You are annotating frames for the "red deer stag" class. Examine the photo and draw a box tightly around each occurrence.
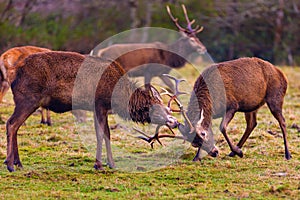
[137,74,219,161]
[91,5,206,91]
[5,51,178,172]
[177,57,291,160]
[0,46,86,125]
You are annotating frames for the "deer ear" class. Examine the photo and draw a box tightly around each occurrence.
[149,85,163,103]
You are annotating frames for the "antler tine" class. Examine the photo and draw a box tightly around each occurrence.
[166,5,186,32]
[181,4,191,23]
[195,26,204,33]
[181,4,203,34]
[134,126,186,148]
[162,74,187,96]
[162,74,195,134]
[181,4,194,32]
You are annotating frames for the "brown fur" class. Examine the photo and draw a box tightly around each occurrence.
[0,46,51,84]
[0,46,86,125]
[94,33,206,90]
[5,51,177,172]
[0,46,51,124]
[181,57,290,160]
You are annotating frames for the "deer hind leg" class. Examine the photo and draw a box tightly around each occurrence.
[46,109,51,126]
[220,109,243,158]
[93,112,104,170]
[229,110,258,157]
[40,108,51,126]
[267,101,291,160]
[6,103,39,172]
[93,108,115,170]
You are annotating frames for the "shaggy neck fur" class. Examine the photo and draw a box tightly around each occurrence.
[186,74,213,131]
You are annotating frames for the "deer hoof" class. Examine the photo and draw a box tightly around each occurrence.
[285,152,292,160]
[107,162,115,169]
[228,151,236,157]
[7,165,15,172]
[192,156,201,162]
[94,160,104,170]
[229,148,243,158]
[236,149,243,158]
[14,161,23,169]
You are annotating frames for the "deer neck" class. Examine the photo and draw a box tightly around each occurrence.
[111,80,152,124]
[186,75,213,130]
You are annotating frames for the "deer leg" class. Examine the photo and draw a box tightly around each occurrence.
[6,103,38,172]
[94,108,115,170]
[229,110,258,157]
[267,102,291,160]
[220,109,243,158]
[93,112,104,170]
[192,148,201,162]
[40,108,47,124]
[46,109,51,126]
[103,117,115,169]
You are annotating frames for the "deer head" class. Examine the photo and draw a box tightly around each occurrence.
[167,4,207,54]
[162,74,218,157]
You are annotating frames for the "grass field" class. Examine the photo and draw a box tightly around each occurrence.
[0,65,299,199]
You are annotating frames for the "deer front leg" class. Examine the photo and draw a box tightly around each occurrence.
[6,103,38,172]
[192,148,201,162]
[229,111,257,157]
[220,109,243,158]
[94,108,115,170]
[93,112,104,170]
[46,109,51,126]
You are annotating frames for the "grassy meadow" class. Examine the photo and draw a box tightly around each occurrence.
[0,65,299,199]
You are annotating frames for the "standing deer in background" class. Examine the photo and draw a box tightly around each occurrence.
[0,46,86,125]
[91,5,206,91]
[177,57,291,160]
[5,51,178,172]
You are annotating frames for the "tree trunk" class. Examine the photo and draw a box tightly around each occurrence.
[141,1,153,43]
[273,0,284,64]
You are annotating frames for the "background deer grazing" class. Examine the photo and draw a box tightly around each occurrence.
[0,45,86,125]
[5,51,178,172]
[91,5,206,91]
[178,57,291,161]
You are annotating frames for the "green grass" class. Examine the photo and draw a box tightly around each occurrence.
[0,66,299,199]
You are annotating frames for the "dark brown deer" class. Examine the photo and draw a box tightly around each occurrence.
[5,51,178,172]
[91,5,206,91]
[0,46,86,125]
[177,57,291,160]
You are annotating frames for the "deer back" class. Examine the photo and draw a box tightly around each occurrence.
[0,46,51,83]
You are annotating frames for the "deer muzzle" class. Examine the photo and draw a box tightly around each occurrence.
[166,115,179,129]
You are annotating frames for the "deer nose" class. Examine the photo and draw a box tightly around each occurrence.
[166,115,178,128]
[208,146,219,157]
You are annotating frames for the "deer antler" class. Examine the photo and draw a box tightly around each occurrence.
[134,126,185,148]
[167,4,204,34]
[181,4,204,34]
[166,5,187,32]
[161,74,195,134]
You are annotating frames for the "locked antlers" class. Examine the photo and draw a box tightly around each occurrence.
[136,74,196,148]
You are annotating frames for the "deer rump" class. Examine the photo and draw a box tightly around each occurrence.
[185,57,290,160]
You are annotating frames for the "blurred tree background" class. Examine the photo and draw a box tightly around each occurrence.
[0,0,299,65]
